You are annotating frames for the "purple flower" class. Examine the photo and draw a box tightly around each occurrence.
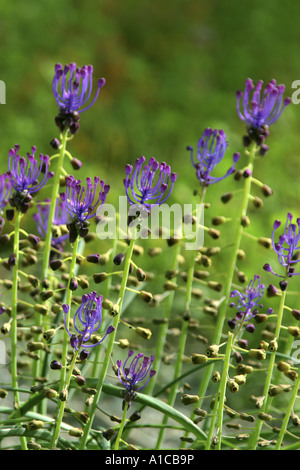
[187,128,239,186]
[60,175,110,242]
[265,213,300,278]
[8,145,53,213]
[117,350,156,407]
[33,197,69,247]
[53,63,106,134]
[236,78,291,130]
[63,291,114,350]
[228,275,265,331]
[124,156,177,209]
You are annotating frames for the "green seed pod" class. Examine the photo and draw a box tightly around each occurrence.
[212,371,221,382]
[250,395,264,409]
[148,247,162,257]
[135,327,152,340]
[228,379,239,393]
[241,215,250,227]
[206,246,221,256]
[30,325,44,335]
[0,389,8,399]
[253,197,263,209]
[238,271,247,283]
[221,192,233,204]
[268,385,283,397]
[207,281,222,292]
[109,304,120,317]
[258,237,272,248]
[284,370,298,381]
[292,309,300,321]
[140,291,153,303]
[163,281,178,291]
[191,353,208,364]
[103,428,115,441]
[40,290,54,302]
[235,364,253,375]
[27,441,41,450]
[1,322,11,334]
[259,340,269,350]
[234,374,247,385]
[30,384,45,393]
[102,298,113,310]
[44,388,58,399]
[255,314,268,324]
[193,270,210,280]
[136,268,147,282]
[26,420,44,431]
[81,387,97,396]
[74,375,86,387]
[261,184,273,197]
[181,394,199,405]
[27,341,44,352]
[288,326,300,337]
[165,269,179,280]
[191,288,203,299]
[43,328,56,341]
[206,344,219,358]
[268,339,278,352]
[75,411,89,424]
[194,408,207,418]
[239,413,255,423]
[212,216,226,226]
[249,348,266,360]
[277,361,291,373]
[203,306,218,317]
[208,228,220,239]
[93,272,108,284]
[28,275,40,288]
[118,338,130,349]
[258,412,273,422]
[59,389,68,402]
[236,433,250,441]
[68,427,84,437]
[237,249,246,260]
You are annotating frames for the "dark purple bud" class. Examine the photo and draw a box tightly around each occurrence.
[245,323,255,333]
[79,349,90,361]
[86,254,100,264]
[113,253,125,265]
[50,138,60,149]
[50,360,63,370]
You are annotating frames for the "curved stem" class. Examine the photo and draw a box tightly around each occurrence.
[114,401,129,450]
[10,211,27,450]
[78,238,136,450]
[275,369,300,449]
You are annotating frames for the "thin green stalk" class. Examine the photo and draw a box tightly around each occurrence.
[78,238,135,450]
[49,350,79,449]
[206,332,233,450]
[193,142,257,416]
[10,211,27,450]
[114,401,129,450]
[275,368,300,449]
[248,283,287,450]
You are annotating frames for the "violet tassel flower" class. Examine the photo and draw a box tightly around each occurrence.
[53,63,106,135]
[33,197,69,248]
[117,349,156,408]
[236,78,291,149]
[63,292,114,350]
[228,275,265,332]
[187,128,240,187]
[264,213,300,280]
[0,172,12,232]
[8,145,53,213]
[60,175,110,242]
[124,156,177,210]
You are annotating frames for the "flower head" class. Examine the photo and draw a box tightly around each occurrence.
[117,350,156,407]
[264,213,300,279]
[8,145,53,213]
[228,275,265,331]
[60,175,110,242]
[124,156,177,210]
[53,63,106,134]
[187,128,239,186]
[33,197,69,247]
[63,291,114,350]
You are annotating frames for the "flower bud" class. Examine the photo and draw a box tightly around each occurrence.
[228,379,239,393]
[212,371,221,382]
[239,413,255,423]
[258,237,272,248]
[93,272,108,284]
[206,344,219,358]
[75,375,86,387]
[284,370,298,381]
[59,389,68,401]
[221,192,233,204]
[268,385,283,397]
[212,216,226,226]
[140,291,153,303]
[74,411,89,424]
[27,441,41,450]
[277,361,291,373]
[288,326,300,337]
[136,268,146,282]
[181,394,199,405]
[258,412,273,422]
[43,328,56,341]
[249,348,266,360]
[268,339,278,352]
[135,327,152,340]
[234,374,247,385]
[44,388,58,399]
[27,341,44,352]
[0,389,8,399]
[68,427,84,437]
[26,420,44,431]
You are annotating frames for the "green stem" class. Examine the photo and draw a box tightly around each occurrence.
[193,142,257,416]
[49,236,79,449]
[114,401,129,450]
[10,211,27,450]
[275,368,300,449]
[78,238,136,450]
[248,283,287,450]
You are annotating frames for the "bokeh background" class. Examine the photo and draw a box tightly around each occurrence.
[1,0,300,448]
